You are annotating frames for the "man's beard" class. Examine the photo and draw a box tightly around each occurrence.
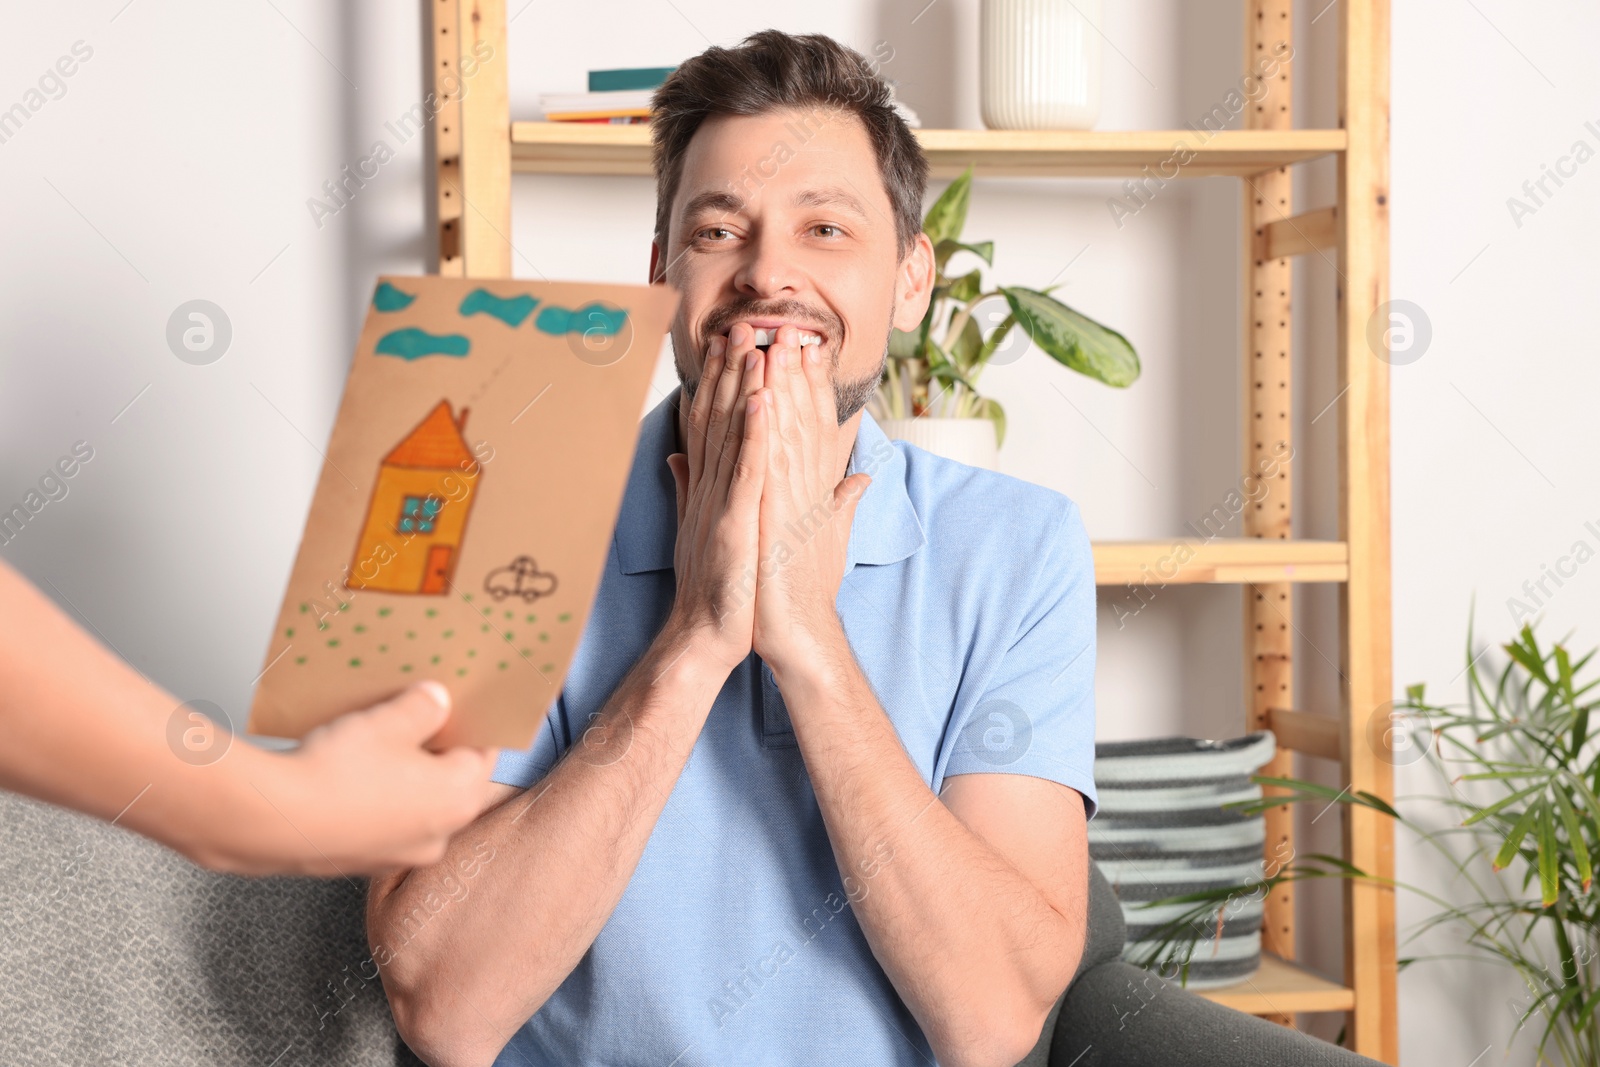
[676,325,889,427]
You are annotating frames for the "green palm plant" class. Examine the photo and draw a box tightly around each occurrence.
[874,165,1141,447]
[1135,620,1600,1065]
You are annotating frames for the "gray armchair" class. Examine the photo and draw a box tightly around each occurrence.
[0,791,1379,1066]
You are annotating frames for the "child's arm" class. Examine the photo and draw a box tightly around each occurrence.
[0,556,500,876]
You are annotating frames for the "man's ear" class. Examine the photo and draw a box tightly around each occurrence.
[891,232,936,332]
[648,240,662,285]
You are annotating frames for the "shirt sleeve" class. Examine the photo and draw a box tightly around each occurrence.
[941,498,1099,819]
[490,692,567,788]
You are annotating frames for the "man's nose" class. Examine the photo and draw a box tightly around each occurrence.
[733,228,803,298]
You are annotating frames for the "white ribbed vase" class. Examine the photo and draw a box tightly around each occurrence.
[877,417,999,470]
[980,0,1103,130]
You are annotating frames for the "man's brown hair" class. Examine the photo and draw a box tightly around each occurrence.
[648,30,928,265]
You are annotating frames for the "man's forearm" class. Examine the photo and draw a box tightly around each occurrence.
[775,645,1084,1067]
[367,621,728,1067]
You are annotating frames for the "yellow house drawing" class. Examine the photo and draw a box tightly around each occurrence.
[346,400,479,595]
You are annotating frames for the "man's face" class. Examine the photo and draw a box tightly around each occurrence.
[649,107,933,426]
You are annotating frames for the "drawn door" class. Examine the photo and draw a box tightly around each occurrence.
[421,545,453,594]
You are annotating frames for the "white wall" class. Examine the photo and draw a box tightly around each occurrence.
[3,2,1595,1064]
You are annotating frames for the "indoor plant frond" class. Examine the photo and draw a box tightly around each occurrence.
[874,165,1140,448]
[1136,620,1600,1066]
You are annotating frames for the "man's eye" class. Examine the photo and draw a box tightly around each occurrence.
[812,224,843,238]
[696,227,733,241]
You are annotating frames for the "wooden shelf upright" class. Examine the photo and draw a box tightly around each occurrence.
[425,0,1395,1059]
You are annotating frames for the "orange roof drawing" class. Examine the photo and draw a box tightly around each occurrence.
[384,401,474,469]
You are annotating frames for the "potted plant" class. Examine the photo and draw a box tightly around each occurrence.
[874,164,1140,468]
[1138,621,1600,1065]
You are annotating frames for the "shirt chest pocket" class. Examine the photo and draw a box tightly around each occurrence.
[758,658,798,748]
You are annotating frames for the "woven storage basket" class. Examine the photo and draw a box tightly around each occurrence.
[1086,731,1277,988]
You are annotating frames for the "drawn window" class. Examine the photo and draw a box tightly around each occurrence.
[397,494,444,534]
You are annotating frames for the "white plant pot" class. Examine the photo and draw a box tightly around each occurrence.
[980,0,1104,131]
[878,417,999,470]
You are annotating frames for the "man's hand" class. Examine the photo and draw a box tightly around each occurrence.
[750,323,871,680]
[664,324,769,674]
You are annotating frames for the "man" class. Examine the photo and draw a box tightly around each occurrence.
[368,29,1097,1067]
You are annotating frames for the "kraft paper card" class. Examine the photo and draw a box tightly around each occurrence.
[247,274,678,750]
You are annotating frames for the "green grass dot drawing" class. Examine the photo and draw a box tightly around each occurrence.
[542,663,555,673]
[327,638,340,648]
[337,602,349,612]
[443,629,454,638]
[349,658,362,667]
[525,614,537,623]
[400,664,413,672]
[482,607,492,616]
[558,612,572,622]
[498,661,508,670]
[406,630,417,639]
[520,647,532,657]
[426,608,438,618]
[466,649,477,658]
[285,628,294,638]
[378,607,392,617]
[503,632,514,642]
[317,621,329,631]
[353,624,366,633]
[538,632,549,642]
[295,656,307,665]
[504,610,514,619]
[430,654,441,665]
[456,667,468,677]
[481,623,490,632]
[378,644,388,653]
[463,593,474,602]
[299,603,309,614]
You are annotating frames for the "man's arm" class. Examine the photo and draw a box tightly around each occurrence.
[749,329,1090,1067]
[366,625,728,1067]
[777,659,1088,1067]
[367,328,771,1067]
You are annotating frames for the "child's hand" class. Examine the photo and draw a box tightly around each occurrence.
[210,683,501,876]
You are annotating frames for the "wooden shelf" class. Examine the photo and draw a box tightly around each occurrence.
[1092,539,1349,585]
[510,122,1346,178]
[1197,953,1356,1016]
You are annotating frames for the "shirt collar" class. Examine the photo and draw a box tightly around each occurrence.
[614,386,926,576]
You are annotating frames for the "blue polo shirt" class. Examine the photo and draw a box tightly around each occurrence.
[488,388,1097,1066]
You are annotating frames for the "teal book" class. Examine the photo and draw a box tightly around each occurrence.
[588,67,675,92]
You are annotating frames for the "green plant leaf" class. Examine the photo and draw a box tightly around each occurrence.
[949,314,984,370]
[1536,803,1560,907]
[934,238,994,271]
[975,396,1007,449]
[998,286,1141,388]
[1494,804,1540,871]
[888,326,920,361]
[922,165,973,246]
[1463,781,1549,826]
[947,268,983,305]
[1553,787,1593,892]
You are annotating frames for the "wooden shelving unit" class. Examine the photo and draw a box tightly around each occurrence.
[511,122,1347,178]
[427,0,1394,1059]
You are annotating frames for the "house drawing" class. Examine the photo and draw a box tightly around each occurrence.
[346,400,479,595]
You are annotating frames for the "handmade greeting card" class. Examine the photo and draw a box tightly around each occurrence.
[247,275,678,750]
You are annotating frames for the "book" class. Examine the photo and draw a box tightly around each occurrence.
[539,88,654,119]
[588,66,675,92]
[246,275,678,750]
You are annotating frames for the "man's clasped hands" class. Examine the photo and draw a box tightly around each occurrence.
[664,321,872,684]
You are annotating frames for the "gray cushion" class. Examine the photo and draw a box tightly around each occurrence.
[0,791,407,1066]
[1014,860,1383,1067]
